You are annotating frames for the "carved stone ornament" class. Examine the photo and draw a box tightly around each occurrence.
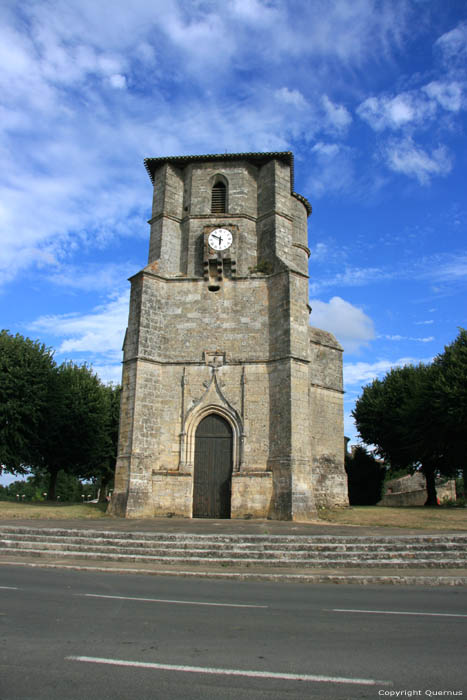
[204,350,225,368]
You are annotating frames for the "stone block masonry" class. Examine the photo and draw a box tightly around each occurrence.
[109,152,348,520]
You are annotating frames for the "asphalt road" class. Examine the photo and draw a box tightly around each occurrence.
[0,566,466,700]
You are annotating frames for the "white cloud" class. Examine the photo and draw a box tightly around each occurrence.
[0,0,462,294]
[91,363,123,385]
[357,92,434,131]
[277,0,411,64]
[309,242,329,262]
[344,356,428,387]
[109,73,127,89]
[310,296,375,354]
[230,0,279,23]
[357,81,466,133]
[381,335,434,343]
[308,142,355,196]
[353,20,467,185]
[321,95,352,133]
[432,257,467,281]
[47,263,137,292]
[423,81,464,112]
[384,137,452,184]
[309,266,391,294]
[275,87,307,108]
[310,251,467,298]
[435,22,467,67]
[311,142,340,158]
[28,292,129,365]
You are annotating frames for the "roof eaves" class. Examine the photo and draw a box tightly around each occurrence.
[144,151,311,216]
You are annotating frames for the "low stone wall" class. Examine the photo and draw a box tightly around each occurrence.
[152,472,192,517]
[231,472,273,519]
[379,478,456,507]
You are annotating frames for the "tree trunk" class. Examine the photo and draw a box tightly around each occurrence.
[98,473,112,504]
[462,466,467,501]
[47,469,59,501]
[422,464,438,506]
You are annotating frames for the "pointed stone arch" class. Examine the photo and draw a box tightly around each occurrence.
[210,174,228,213]
[182,370,244,473]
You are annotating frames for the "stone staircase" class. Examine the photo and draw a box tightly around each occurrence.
[1,526,466,577]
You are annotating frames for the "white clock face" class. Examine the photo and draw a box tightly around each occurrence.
[208,228,232,251]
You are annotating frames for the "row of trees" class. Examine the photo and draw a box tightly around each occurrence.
[352,328,467,505]
[0,330,121,501]
[0,471,97,503]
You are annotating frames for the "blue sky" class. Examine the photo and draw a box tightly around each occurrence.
[1,1,466,485]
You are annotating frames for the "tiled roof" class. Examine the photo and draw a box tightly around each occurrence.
[143,151,311,215]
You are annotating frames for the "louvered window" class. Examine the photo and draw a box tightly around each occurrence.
[211,182,226,213]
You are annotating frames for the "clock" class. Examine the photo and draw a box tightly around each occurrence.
[208,228,232,251]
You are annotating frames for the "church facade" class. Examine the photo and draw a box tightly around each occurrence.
[109,151,348,520]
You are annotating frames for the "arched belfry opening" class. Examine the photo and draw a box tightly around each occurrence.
[211,180,227,213]
[193,413,233,518]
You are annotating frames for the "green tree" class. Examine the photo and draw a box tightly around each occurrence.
[36,362,110,500]
[0,330,56,474]
[432,329,467,498]
[81,382,121,503]
[352,363,452,505]
[0,330,121,500]
[345,446,386,505]
[0,471,85,503]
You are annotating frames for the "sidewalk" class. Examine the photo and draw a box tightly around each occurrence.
[0,515,463,536]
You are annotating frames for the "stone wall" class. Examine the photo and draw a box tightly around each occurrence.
[309,327,348,508]
[110,152,349,520]
[379,472,457,506]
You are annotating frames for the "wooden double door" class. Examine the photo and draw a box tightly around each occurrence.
[193,414,233,518]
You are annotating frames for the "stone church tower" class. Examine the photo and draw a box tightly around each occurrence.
[109,151,348,520]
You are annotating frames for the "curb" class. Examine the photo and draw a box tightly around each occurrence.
[1,559,466,586]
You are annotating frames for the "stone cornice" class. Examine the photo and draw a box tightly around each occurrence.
[147,213,182,225]
[148,209,299,226]
[130,267,309,282]
[293,242,311,258]
[256,209,293,223]
[123,355,311,367]
[309,381,344,395]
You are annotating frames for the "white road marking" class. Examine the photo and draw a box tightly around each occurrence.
[0,586,18,590]
[332,608,467,618]
[79,593,268,608]
[66,655,392,686]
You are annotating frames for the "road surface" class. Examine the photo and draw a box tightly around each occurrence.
[1,565,466,699]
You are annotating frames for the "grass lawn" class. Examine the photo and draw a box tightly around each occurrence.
[0,501,466,529]
[0,501,109,519]
[318,505,467,530]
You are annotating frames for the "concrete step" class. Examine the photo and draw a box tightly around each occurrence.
[2,525,467,546]
[0,526,465,570]
[2,532,467,552]
[1,538,466,563]
[1,546,465,568]
[1,526,466,545]
[0,534,467,557]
